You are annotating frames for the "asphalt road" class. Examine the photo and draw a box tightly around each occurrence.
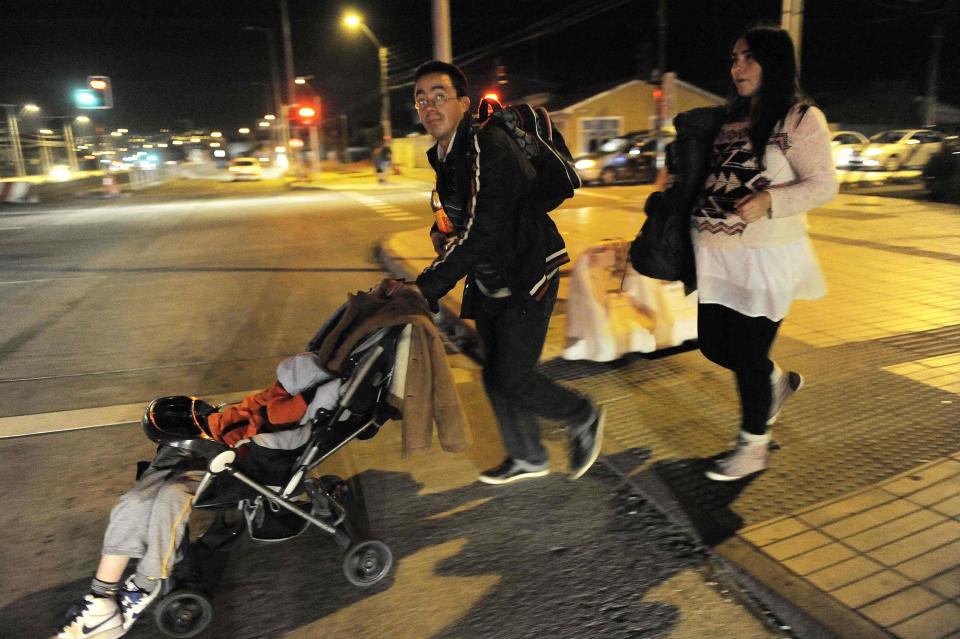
[0,178,432,416]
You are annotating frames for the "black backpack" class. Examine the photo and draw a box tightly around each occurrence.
[475,97,581,213]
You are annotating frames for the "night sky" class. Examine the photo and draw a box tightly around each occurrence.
[2,0,957,135]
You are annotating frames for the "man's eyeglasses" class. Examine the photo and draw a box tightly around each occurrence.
[415,94,454,111]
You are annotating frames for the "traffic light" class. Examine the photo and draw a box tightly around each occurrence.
[293,103,319,126]
[496,65,507,85]
[74,76,113,109]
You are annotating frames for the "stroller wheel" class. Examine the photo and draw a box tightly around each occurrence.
[343,539,393,587]
[154,589,214,638]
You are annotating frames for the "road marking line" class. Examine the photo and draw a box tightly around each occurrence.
[343,191,423,223]
[0,390,258,439]
[0,276,102,286]
[574,189,634,202]
[0,226,25,231]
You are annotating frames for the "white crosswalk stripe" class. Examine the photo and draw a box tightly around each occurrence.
[343,192,422,223]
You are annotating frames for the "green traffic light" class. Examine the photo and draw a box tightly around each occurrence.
[75,89,99,107]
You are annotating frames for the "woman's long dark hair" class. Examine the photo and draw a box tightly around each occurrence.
[729,25,808,167]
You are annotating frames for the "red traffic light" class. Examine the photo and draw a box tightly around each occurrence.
[652,88,663,100]
[293,103,319,125]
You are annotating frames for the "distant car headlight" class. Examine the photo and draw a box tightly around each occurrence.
[575,159,596,170]
[48,165,72,181]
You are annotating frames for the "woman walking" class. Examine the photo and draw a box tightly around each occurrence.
[692,25,837,481]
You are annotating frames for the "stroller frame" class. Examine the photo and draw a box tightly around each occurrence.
[151,324,406,638]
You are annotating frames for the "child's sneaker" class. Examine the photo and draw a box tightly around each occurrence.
[118,576,161,631]
[51,594,124,639]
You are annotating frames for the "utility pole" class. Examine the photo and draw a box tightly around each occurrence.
[279,0,300,174]
[432,0,452,62]
[656,0,666,76]
[1,105,26,177]
[378,46,392,142]
[243,27,288,155]
[924,21,944,127]
[781,0,804,74]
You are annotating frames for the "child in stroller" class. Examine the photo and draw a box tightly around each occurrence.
[52,280,469,639]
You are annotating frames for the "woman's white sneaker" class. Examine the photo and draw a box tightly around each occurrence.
[706,437,770,481]
[768,370,803,425]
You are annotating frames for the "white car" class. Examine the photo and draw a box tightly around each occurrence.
[228,157,262,181]
[830,130,867,169]
[848,129,945,172]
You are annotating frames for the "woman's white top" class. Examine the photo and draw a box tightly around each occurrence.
[691,105,838,320]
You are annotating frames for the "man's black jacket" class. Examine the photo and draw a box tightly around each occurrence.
[416,116,569,318]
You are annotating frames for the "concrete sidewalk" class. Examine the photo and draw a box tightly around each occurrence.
[378,186,960,639]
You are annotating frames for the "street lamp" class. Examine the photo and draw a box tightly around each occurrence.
[342,11,392,143]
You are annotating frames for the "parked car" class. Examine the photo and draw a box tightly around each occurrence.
[847,129,945,172]
[830,130,868,169]
[228,157,262,181]
[923,135,960,202]
[574,131,673,185]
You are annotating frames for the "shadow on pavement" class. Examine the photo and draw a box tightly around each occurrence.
[645,456,759,547]
[7,455,711,639]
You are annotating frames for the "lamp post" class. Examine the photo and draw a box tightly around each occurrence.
[343,12,392,143]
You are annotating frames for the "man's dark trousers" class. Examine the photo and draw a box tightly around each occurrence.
[474,277,594,465]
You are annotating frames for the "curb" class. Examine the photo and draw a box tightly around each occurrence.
[605,458,859,639]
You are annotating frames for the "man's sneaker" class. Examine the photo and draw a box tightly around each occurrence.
[705,437,769,481]
[768,370,803,425]
[478,458,550,485]
[118,576,161,631]
[569,406,605,480]
[52,594,124,639]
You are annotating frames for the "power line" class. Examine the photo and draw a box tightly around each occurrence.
[386,0,631,90]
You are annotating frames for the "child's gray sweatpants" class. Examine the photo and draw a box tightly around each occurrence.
[101,465,202,584]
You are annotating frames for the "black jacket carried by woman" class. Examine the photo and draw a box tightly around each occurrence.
[416,116,570,318]
[630,105,725,290]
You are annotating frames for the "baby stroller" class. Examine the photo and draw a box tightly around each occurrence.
[140,319,408,638]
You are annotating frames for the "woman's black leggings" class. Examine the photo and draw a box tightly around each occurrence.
[697,303,782,435]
